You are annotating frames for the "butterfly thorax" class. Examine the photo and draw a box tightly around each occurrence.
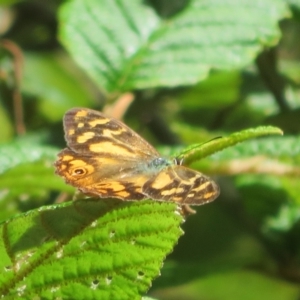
[147,157,172,172]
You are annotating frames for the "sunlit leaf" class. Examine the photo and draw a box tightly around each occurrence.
[0,199,183,299]
[59,0,289,92]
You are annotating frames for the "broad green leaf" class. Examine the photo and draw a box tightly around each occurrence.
[0,199,183,299]
[59,0,289,92]
[0,139,57,175]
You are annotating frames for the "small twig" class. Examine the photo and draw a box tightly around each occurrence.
[1,39,25,135]
[103,92,135,119]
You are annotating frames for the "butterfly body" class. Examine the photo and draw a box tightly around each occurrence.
[55,108,219,205]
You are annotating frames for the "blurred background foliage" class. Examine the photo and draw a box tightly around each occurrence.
[0,0,300,299]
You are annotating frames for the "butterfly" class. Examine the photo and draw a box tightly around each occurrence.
[55,108,219,205]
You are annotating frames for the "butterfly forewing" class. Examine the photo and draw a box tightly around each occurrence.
[55,107,220,205]
[63,108,160,159]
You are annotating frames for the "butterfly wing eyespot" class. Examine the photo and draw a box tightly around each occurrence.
[71,167,87,177]
[55,108,220,205]
[55,148,96,183]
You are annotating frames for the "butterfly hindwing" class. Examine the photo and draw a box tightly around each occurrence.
[142,165,219,205]
[55,148,151,200]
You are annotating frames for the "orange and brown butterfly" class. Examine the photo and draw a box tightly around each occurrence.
[54,108,219,205]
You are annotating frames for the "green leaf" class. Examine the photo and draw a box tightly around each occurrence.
[0,139,57,175]
[59,0,289,92]
[264,203,300,232]
[177,126,283,165]
[235,175,289,221]
[0,199,183,299]
[23,53,94,122]
[0,138,70,221]
[0,138,63,194]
